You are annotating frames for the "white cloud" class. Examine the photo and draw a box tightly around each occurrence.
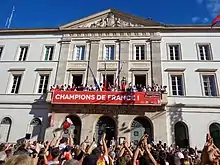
[191,16,209,23]
[196,0,220,18]
[192,16,200,23]
[196,0,204,4]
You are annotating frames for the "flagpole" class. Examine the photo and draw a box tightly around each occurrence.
[104,60,107,90]
[7,6,15,28]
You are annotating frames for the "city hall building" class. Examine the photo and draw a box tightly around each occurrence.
[0,9,220,149]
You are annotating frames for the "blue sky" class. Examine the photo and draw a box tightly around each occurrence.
[0,0,218,28]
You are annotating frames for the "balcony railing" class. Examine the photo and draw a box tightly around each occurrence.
[46,91,168,106]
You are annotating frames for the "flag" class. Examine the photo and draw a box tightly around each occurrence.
[89,65,100,90]
[211,15,220,27]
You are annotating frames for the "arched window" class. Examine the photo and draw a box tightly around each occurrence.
[0,117,12,142]
[209,122,220,148]
[174,121,189,148]
[29,118,42,141]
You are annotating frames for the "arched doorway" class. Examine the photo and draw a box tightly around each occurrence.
[95,116,116,147]
[209,122,220,148]
[29,118,42,141]
[65,115,81,145]
[130,117,153,147]
[0,117,12,142]
[174,121,189,148]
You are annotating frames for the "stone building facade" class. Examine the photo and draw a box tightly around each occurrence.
[0,9,219,149]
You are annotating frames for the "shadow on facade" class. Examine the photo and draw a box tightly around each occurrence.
[17,94,50,144]
[168,103,184,145]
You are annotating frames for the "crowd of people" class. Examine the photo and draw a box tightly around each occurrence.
[50,83,167,93]
[0,131,219,165]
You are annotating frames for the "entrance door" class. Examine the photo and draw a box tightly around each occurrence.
[64,115,81,145]
[130,117,153,148]
[95,116,116,147]
[174,121,189,148]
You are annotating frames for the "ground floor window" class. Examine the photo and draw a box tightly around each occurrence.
[0,117,12,142]
[174,121,189,148]
[29,118,42,141]
[209,122,220,148]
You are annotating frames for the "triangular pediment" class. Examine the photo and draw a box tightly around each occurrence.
[60,9,163,29]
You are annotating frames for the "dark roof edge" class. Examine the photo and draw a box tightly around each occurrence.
[0,24,219,34]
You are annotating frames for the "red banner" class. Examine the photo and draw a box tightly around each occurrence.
[51,91,161,105]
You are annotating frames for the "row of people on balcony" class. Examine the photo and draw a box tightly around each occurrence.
[50,82,167,93]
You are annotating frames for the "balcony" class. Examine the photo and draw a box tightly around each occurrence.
[46,91,168,106]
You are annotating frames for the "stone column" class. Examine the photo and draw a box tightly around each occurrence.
[119,40,130,83]
[55,38,71,85]
[150,36,162,85]
[87,39,100,86]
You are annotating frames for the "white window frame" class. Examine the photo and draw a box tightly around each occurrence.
[169,74,185,96]
[134,45,145,60]
[200,73,218,96]
[0,46,4,60]
[74,45,85,60]
[167,44,181,60]
[197,44,212,61]
[10,74,22,94]
[104,45,115,60]
[18,46,29,61]
[44,46,54,61]
[37,74,50,93]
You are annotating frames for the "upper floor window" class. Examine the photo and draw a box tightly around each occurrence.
[38,75,49,93]
[44,46,54,61]
[0,46,3,59]
[135,45,145,60]
[170,75,184,96]
[202,75,217,96]
[104,45,114,60]
[11,74,22,94]
[74,45,85,60]
[198,44,212,60]
[168,44,181,60]
[18,46,28,61]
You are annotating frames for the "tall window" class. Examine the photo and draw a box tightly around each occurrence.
[135,45,145,60]
[0,46,3,59]
[104,45,114,60]
[18,46,28,61]
[11,75,22,94]
[168,45,180,60]
[170,75,184,96]
[44,46,54,61]
[198,44,212,60]
[38,75,49,93]
[202,75,217,96]
[74,46,85,60]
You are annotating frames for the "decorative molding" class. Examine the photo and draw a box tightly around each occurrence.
[8,68,25,72]
[98,62,118,69]
[164,68,186,72]
[67,62,87,69]
[69,32,150,38]
[195,68,218,72]
[78,13,144,28]
[35,68,53,71]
